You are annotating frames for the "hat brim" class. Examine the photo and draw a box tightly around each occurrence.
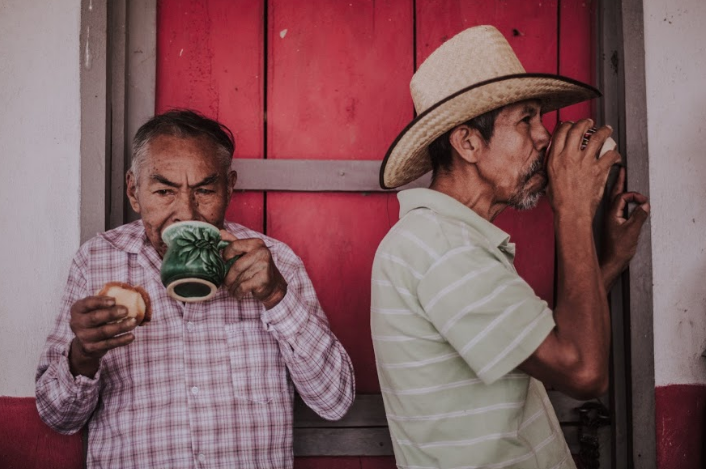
[380,73,601,189]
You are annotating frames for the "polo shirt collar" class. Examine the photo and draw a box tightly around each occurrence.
[398,188,512,250]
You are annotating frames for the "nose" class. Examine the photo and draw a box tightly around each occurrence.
[533,122,551,151]
[172,190,199,223]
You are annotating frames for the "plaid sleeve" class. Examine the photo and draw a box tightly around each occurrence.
[35,248,102,435]
[417,245,555,385]
[261,244,355,421]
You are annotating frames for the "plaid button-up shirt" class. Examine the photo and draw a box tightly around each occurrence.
[36,220,355,468]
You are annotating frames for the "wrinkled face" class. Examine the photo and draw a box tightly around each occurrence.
[126,134,235,257]
[477,100,551,210]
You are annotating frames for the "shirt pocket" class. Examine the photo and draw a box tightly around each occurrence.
[224,321,290,405]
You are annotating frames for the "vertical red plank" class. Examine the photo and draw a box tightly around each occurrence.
[558,0,597,123]
[156,0,265,232]
[416,0,559,305]
[267,0,414,393]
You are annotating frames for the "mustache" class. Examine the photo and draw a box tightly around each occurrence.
[520,152,547,184]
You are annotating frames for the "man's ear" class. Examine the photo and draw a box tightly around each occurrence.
[227,170,237,199]
[126,170,141,214]
[449,125,485,164]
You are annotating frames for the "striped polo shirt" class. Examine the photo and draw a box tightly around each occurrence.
[371,188,574,469]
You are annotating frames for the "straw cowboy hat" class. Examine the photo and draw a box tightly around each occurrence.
[380,25,601,189]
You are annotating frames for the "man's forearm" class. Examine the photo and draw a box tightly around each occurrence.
[554,212,611,381]
[262,288,355,420]
[601,260,623,292]
[36,342,101,434]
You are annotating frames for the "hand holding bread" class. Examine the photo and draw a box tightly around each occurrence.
[98,282,152,326]
[68,283,151,378]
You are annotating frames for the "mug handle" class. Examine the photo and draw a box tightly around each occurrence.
[217,240,241,271]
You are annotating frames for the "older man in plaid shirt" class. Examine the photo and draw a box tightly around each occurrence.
[35,110,355,468]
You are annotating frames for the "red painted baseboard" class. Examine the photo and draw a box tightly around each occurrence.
[0,397,83,469]
[1,397,397,468]
[655,384,706,469]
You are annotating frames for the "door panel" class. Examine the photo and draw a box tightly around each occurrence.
[266,0,413,394]
[559,0,597,122]
[156,0,265,232]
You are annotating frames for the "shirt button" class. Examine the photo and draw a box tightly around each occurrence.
[186,322,194,332]
[191,386,199,395]
[198,453,206,462]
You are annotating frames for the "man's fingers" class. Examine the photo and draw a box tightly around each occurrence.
[220,236,267,261]
[628,203,651,226]
[226,261,267,297]
[72,305,129,331]
[82,317,137,343]
[548,121,574,157]
[72,296,116,315]
[610,192,649,220]
[621,192,649,205]
[566,119,595,154]
[81,333,135,356]
[599,149,622,171]
[219,229,238,242]
[583,125,613,158]
[78,305,127,327]
[233,271,270,300]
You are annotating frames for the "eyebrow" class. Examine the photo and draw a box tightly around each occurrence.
[150,174,220,188]
[522,104,540,116]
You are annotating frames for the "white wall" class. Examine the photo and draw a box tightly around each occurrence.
[644,0,706,386]
[0,0,82,396]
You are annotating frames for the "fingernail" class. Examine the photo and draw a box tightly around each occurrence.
[105,298,116,306]
[606,124,613,130]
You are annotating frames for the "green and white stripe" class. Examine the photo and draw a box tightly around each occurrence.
[371,188,574,469]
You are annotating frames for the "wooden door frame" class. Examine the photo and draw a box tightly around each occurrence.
[79,0,656,463]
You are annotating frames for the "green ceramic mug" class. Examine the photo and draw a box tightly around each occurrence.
[160,221,239,302]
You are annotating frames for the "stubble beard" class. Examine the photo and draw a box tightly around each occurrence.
[508,156,548,211]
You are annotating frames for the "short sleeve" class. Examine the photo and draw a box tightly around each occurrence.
[417,246,555,384]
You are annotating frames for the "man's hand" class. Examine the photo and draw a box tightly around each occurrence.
[220,231,288,309]
[69,296,137,377]
[546,119,622,220]
[600,167,650,289]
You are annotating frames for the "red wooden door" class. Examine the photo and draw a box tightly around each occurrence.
[156,1,597,467]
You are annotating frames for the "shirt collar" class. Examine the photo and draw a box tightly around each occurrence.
[99,220,150,254]
[398,188,512,250]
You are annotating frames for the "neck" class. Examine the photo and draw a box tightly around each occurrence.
[429,168,507,221]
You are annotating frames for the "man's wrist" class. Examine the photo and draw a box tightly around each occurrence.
[553,208,594,227]
[68,339,101,378]
[261,284,288,310]
[600,260,624,291]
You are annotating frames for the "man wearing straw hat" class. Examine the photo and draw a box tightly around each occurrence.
[371,26,649,467]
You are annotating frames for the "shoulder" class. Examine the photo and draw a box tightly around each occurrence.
[376,207,489,262]
[76,221,145,261]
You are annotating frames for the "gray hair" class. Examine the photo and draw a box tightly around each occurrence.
[130,109,235,183]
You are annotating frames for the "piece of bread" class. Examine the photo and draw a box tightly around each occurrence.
[98,282,152,326]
